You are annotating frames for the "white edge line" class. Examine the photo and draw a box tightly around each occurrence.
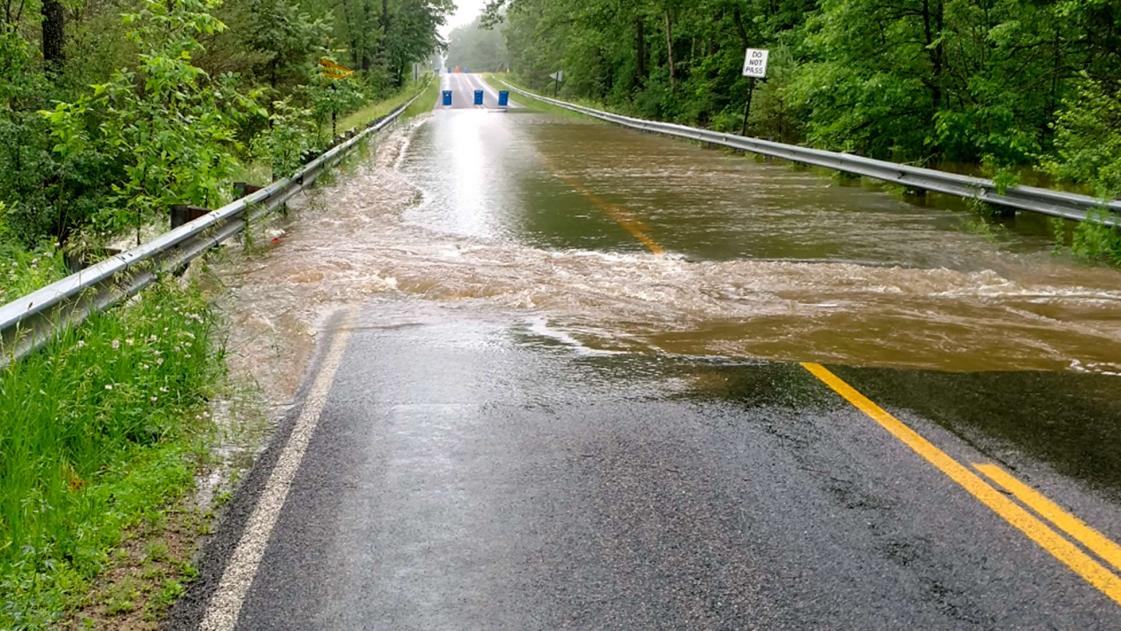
[199,315,354,631]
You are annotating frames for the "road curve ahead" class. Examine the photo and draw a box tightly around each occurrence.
[168,75,1121,629]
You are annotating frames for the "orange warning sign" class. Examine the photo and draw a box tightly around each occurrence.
[319,58,354,80]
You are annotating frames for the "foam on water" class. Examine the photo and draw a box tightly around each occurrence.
[214,115,1121,397]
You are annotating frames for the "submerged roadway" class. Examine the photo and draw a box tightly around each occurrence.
[170,74,1121,629]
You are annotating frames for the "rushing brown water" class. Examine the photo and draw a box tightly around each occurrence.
[215,91,1121,404]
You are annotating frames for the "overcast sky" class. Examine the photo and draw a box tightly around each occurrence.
[441,0,487,37]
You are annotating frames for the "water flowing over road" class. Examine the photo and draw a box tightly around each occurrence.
[173,74,1121,630]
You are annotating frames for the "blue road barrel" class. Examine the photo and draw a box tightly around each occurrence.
[442,90,452,106]
[498,91,510,107]
[474,90,484,106]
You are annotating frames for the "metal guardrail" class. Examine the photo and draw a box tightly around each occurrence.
[502,81,1121,228]
[0,88,427,367]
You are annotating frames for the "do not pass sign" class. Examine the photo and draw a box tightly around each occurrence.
[743,49,769,78]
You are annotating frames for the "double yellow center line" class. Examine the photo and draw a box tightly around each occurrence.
[804,362,1121,606]
[552,165,1121,606]
[542,156,665,256]
[555,173,665,256]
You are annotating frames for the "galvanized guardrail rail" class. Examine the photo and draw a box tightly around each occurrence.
[0,88,426,367]
[502,81,1121,228]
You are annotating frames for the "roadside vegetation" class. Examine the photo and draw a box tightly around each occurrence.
[0,0,449,289]
[467,0,1121,263]
[445,17,507,72]
[0,0,448,625]
[0,281,217,627]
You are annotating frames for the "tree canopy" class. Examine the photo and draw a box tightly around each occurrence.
[488,0,1121,197]
[446,18,509,72]
[0,0,450,248]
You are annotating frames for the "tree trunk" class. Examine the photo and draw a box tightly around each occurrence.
[41,0,64,72]
[358,0,373,70]
[664,12,676,92]
[634,17,647,90]
[920,0,944,113]
[732,5,749,49]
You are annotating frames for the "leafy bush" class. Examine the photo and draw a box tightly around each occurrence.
[251,98,318,178]
[1046,75,1121,200]
[40,0,266,238]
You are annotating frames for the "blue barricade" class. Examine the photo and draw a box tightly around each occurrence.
[498,91,509,107]
[442,90,452,106]
[474,90,484,106]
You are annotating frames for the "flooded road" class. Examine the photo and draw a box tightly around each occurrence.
[181,74,1121,629]
[209,72,1121,489]
[226,72,1121,376]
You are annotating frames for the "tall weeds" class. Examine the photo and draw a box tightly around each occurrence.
[0,280,220,627]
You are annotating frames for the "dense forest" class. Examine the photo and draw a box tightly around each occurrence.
[0,0,449,262]
[446,17,507,71]
[483,0,1121,201]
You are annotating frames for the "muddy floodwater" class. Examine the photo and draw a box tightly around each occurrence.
[213,100,1121,409]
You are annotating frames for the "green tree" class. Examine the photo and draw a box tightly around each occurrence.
[245,0,331,89]
[41,0,265,238]
[1047,76,1121,199]
[446,18,508,71]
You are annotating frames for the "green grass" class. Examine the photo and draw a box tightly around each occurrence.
[0,279,220,628]
[0,72,441,629]
[338,75,435,133]
[0,244,66,305]
[486,73,602,120]
[403,78,441,119]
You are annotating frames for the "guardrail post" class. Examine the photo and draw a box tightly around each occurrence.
[233,182,264,198]
[234,181,284,217]
[170,204,211,230]
[903,186,927,200]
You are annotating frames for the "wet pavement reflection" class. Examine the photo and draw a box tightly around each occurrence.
[212,73,1121,483]
[182,76,1121,628]
[394,76,1121,374]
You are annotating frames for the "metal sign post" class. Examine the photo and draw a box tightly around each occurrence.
[741,48,769,136]
[319,58,355,139]
[550,70,564,97]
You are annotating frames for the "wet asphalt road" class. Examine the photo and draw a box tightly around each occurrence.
[168,75,1121,629]
[440,72,514,110]
[171,309,1121,629]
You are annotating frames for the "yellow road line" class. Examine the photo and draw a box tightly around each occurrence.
[801,361,1121,607]
[975,463,1121,573]
[555,174,665,255]
[535,145,663,255]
